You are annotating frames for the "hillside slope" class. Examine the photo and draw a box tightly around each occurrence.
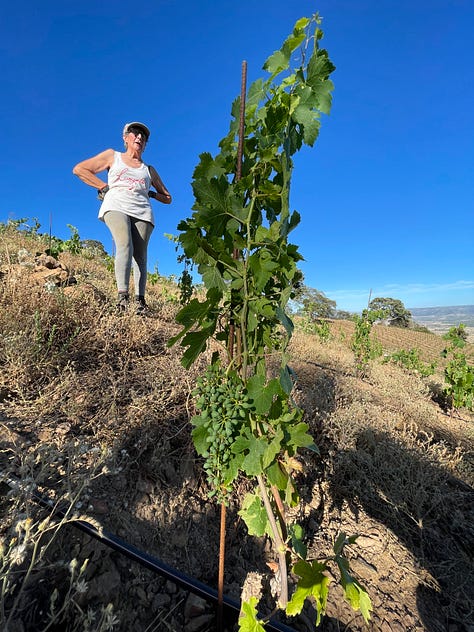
[1,226,473,632]
[410,305,474,341]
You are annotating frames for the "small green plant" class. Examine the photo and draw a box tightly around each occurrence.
[63,225,82,255]
[0,217,41,236]
[285,533,372,626]
[383,348,436,377]
[157,283,179,304]
[314,319,331,343]
[351,309,382,376]
[104,254,115,274]
[147,265,161,286]
[164,233,195,304]
[299,317,332,342]
[296,316,331,342]
[178,267,194,305]
[45,224,83,258]
[442,324,474,412]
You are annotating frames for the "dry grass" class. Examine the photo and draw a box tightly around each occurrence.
[1,224,473,631]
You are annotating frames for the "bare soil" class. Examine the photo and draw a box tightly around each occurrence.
[1,246,474,632]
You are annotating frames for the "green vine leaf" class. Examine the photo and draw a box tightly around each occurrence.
[263,16,311,78]
[180,327,215,369]
[344,580,372,623]
[287,559,330,625]
[265,460,289,490]
[335,552,372,623]
[242,435,268,476]
[276,306,294,338]
[239,597,266,632]
[201,266,227,292]
[279,365,294,395]
[173,298,212,328]
[333,532,359,556]
[261,428,284,469]
[292,86,322,146]
[287,422,314,449]
[247,376,283,415]
[238,492,270,536]
[222,452,244,485]
[191,421,208,455]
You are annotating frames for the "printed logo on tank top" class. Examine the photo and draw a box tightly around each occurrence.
[114,168,146,190]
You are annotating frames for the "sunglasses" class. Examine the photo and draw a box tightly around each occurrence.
[127,126,148,140]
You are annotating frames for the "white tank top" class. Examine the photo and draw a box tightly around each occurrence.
[98,152,154,225]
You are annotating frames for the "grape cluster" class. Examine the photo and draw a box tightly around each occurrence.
[192,364,252,498]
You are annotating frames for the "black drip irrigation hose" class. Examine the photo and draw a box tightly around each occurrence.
[2,474,298,632]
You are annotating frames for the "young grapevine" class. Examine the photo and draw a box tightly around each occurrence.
[442,324,474,411]
[171,13,372,628]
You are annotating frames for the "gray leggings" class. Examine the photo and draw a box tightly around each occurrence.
[104,211,154,296]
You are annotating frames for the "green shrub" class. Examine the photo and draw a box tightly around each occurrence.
[383,348,436,377]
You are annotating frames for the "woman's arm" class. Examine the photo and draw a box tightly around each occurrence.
[72,149,115,190]
[148,165,172,204]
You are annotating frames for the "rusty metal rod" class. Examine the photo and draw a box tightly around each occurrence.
[236,60,248,182]
[220,61,249,631]
[228,59,248,361]
[217,502,227,631]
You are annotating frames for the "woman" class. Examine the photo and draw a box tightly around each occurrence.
[73,121,172,313]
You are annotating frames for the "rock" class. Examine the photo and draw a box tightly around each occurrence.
[184,614,214,632]
[0,387,13,402]
[35,254,62,269]
[152,593,171,609]
[165,580,178,594]
[180,454,196,480]
[56,422,72,435]
[170,529,188,547]
[32,254,70,286]
[86,563,121,601]
[389,619,407,632]
[89,499,109,515]
[1,253,79,293]
[17,248,34,265]
[79,537,103,563]
[184,593,207,620]
[135,586,147,603]
[163,461,180,484]
[136,478,154,494]
[110,474,127,491]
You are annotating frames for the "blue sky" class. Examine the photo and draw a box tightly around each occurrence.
[1,0,473,312]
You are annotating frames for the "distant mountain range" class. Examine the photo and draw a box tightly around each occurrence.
[409,305,474,338]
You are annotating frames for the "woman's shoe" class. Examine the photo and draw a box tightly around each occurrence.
[116,292,129,312]
[135,295,148,315]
